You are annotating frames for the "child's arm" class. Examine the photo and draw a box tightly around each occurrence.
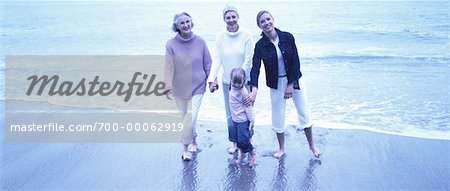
[243,89,255,129]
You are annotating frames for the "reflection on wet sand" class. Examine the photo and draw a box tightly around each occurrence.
[299,159,322,190]
[270,157,287,190]
[224,154,257,191]
[181,153,199,191]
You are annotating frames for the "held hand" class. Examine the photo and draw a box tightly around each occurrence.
[284,84,294,99]
[208,82,219,93]
[165,90,173,100]
[208,82,215,93]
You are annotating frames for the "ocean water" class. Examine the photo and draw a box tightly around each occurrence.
[1,1,449,140]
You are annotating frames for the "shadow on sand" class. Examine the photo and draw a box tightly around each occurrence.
[299,159,322,190]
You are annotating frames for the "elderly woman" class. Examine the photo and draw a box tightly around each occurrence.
[207,6,254,154]
[165,12,212,161]
[246,10,321,158]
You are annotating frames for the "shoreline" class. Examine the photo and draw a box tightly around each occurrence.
[198,119,450,141]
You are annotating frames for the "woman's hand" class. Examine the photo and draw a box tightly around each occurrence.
[284,84,293,99]
[244,87,257,106]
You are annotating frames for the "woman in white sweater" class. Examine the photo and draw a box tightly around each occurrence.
[207,6,254,154]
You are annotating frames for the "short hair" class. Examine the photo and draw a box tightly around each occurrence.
[172,12,194,33]
[223,6,239,20]
[256,10,272,27]
[230,67,246,88]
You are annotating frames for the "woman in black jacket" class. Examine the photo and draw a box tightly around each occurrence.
[246,10,321,158]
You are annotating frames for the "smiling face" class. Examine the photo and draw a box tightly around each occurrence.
[176,15,192,36]
[224,11,239,31]
[258,12,275,34]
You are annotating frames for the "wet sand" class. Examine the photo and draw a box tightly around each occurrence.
[1,121,449,190]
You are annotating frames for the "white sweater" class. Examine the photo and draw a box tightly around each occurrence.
[207,27,254,84]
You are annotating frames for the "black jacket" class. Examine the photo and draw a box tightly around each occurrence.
[249,28,302,90]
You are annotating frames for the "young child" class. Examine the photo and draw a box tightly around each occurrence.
[228,67,257,166]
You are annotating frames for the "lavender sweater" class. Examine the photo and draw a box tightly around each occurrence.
[165,33,212,99]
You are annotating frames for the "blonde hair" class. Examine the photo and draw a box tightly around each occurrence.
[230,67,246,88]
[256,10,272,28]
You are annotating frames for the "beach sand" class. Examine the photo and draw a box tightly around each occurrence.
[1,121,449,190]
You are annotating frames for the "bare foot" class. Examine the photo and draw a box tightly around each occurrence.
[235,153,246,165]
[249,152,257,167]
[189,144,198,153]
[227,145,237,154]
[273,149,285,159]
[310,146,321,158]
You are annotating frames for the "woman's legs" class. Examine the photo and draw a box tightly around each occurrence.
[189,94,204,152]
[304,127,321,157]
[270,78,288,158]
[274,133,285,158]
[175,94,204,157]
[292,78,313,128]
[292,78,321,157]
[175,97,191,159]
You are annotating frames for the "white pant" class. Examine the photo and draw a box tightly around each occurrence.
[174,94,203,145]
[270,77,313,133]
